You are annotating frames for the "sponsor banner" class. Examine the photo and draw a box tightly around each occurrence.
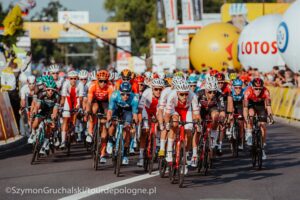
[23,22,131,39]
[153,43,176,55]
[58,11,89,24]
[182,0,194,24]
[176,48,189,70]
[163,0,178,28]
[221,3,290,24]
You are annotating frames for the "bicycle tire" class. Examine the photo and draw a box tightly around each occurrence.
[158,157,167,178]
[252,131,257,168]
[197,135,204,173]
[257,130,263,170]
[178,141,186,188]
[116,131,123,177]
[149,132,156,175]
[204,137,210,176]
[31,138,39,165]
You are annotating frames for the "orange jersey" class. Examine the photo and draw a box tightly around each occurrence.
[88,82,114,102]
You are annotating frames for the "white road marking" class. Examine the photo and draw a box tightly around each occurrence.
[59,171,159,200]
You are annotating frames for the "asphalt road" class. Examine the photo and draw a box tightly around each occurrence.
[1,122,300,200]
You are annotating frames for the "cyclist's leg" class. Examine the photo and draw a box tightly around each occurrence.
[210,109,220,148]
[100,103,108,160]
[217,110,226,153]
[122,110,133,164]
[166,113,178,162]
[158,108,167,156]
[184,107,194,166]
[245,107,255,145]
[86,102,98,142]
[138,108,149,166]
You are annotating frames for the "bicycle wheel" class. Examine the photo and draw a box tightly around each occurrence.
[116,132,123,177]
[149,133,156,175]
[31,137,39,165]
[178,141,186,188]
[204,138,210,176]
[169,164,176,184]
[231,123,239,158]
[197,135,204,173]
[252,131,257,168]
[94,131,102,171]
[143,137,149,172]
[158,157,167,178]
[257,131,263,170]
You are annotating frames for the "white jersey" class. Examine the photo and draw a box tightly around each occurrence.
[20,84,30,100]
[158,87,172,110]
[78,81,88,97]
[165,90,199,115]
[55,78,64,90]
[138,88,153,109]
[61,80,84,97]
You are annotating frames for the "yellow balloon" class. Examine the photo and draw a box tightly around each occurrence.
[190,23,241,72]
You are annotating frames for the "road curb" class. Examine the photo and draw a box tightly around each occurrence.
[0,135,27,155]
[274,116,300,128]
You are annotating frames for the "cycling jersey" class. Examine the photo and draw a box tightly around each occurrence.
[109,91,139,114]
[36,91,60,118]
[87,82,114,102]
[158,87,172,110]
[139,88,159,117]
[197,89,225,119]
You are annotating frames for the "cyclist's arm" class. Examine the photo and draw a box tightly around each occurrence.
[107,92,117,121]
[264,89,273,116]
[227,95,234,113]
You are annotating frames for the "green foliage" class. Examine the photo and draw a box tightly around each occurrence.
[104,0,166,56]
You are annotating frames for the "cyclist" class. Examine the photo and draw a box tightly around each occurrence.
[187,74,200,93]
[49,64,64,90]
[86,70,113,163]
[60,71,84,149]
[106,82,139,165]
[115,69,134,90]
[137,78,165,167]
[227,78,246,149]
[132,75,146,96]
[164,81,200,169]
[29,80,60,154]
[192,76,225,167]
[243,78,274,160]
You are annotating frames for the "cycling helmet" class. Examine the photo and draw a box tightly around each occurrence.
[157,72,165,79]
[240,74,251,83]
[68,70,78,78]
[109,71,119,81]
[232,79,243,87]
[121,69,132,81]
[172,76,184,87]
[36,77,43,86]
[144,71,152,79]
[45,80,57,90]
[175,81,190,92]
[251,78,264,88]
[90,71,97,81]
[27,75,36,84]
[97,70,109,80]
[151,78,165,88]
[229,73,237,80]
[120,82,132,93]
[215,72,225,81]
[187,74,198,85]
[205,76,219,91]
[209,69,219,77]
[164,77,173,87]
[135,75,145,84]
[48,64,60,73]
[174,71,184,77]
[42,75,54,83]
[78,70,88,79]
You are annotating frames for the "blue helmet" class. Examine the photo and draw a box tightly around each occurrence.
[232,78,243,87]
[120,82,132,93]
[187,74,198,84]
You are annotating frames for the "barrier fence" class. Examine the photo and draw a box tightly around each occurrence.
[0,92,19,142]
[268,86,300,120]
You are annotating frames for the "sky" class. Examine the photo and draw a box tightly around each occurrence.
[0,0,110,22]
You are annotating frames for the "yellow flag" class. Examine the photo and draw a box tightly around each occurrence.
[3,5,23,36]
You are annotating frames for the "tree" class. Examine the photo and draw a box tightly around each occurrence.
[0,3,24,49]
[104,0,167,56]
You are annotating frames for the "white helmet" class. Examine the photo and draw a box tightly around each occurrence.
[78,70,88,79]
[175,81,190,92]
[90,71,97,81]
[68,70,78,78]
[144,71,152,79]
[157,72,165,79]
[49,64,60,73]
[27,75,36,84]
[172,76,184,87]
[151,78,165,88]
[109,71,119,81]
[205,76,219,91]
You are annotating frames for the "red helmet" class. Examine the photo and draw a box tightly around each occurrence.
[215,72,225,81]
[252,78,264,88]
[209,69,219,77]
[97,70,109,80]
[135,75,145,84]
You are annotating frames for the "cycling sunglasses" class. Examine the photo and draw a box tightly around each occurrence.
[51,72,59,75]
[189,84,197,87]
[46,89,55,92]
[80,79,87,81]
[234,86,242,89]
[121,92,130,96]
[254,87,263,91]
[179,93,189,97]
[154,88,163,92]
[99,80,108,83]
[70,78,77,80]
[207,91,217,94]
[218,81,225,84]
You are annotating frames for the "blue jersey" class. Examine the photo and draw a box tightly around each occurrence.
[108,90,139,114]
[231,87,246,102]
